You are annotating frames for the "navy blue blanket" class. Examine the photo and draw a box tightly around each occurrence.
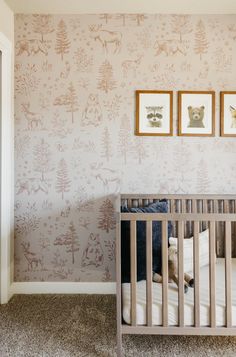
[121,200,171,283]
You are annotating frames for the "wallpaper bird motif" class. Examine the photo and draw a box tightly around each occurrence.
[14,14,236,282]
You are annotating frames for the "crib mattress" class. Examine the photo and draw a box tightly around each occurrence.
[122,258,236,326]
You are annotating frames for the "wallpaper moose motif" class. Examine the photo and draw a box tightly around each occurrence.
[14,14,236,282]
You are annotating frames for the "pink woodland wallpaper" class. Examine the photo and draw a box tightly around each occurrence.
[14,14,236,282]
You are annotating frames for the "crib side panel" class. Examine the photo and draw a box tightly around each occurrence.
[120,194,236,257]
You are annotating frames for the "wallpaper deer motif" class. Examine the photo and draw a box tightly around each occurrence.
[14,14,236,282]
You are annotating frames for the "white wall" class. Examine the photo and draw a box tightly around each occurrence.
[0,0,14,297]
[5,0,236,14]
[0,0,14,41]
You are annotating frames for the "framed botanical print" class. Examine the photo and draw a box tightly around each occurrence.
[135,90,173,136]
[220,91,236,137]
[178,91,215,137]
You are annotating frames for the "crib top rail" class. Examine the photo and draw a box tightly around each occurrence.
[118,194,236,256]
[120,194,236,200]
[119,194,236,217]
[120,212,236,222]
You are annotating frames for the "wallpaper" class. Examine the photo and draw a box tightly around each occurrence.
[14,14,236,282]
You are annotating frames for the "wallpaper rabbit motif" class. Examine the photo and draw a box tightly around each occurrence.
[14,14,236,282]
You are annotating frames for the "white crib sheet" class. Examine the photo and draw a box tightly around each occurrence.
[122,258,236,326]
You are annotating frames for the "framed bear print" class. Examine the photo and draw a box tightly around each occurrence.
[135,90,173,136]
[220,91,236,137]
[178,91,215,137]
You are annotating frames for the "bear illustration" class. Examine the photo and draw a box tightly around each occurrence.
[230,106,236,128]
[187,106,205,128]
[81,233,104,267]
[82,94,102,127]
[146,106,163,127]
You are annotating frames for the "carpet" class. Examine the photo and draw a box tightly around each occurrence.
[0,295,236,356]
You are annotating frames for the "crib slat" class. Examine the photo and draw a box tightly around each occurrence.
[130,220,137,326]
[146,221,153,326]
[194,221,200,327]
[214,200,219,256]
[209,221,216,328]
[181,199,187,237]
[178,221,184,327]
[186,200,191,237]
[203,199,208,231]
[171,200,176,237]
[162,220,168,327]
[192,199,197,213]
[171,199,175,213]
[234,200,236,257]
[198,200,203,232]
[225,221,232,328]
[219,200,224,257]
[192,199,197,237]
[128,199,132,209]
[176,199,181,213]
[224,200,229,213]
[224,200,230,256]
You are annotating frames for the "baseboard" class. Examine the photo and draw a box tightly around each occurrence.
[8,286,14,301]
[10,282,116,295]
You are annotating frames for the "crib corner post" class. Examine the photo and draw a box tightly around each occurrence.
[116,211,123,356]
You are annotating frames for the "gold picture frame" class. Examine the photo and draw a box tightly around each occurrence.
[178,91,215,137]
[220,91,236,137]
[135,90,173,136]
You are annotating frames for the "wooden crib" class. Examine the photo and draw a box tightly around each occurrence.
[116,194,236,356]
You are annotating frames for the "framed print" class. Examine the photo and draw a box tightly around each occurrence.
[135,90,173,136]
[178,91,215,137]
[220,91,236,137]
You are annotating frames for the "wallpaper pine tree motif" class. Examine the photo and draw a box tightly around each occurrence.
[14,14,236,282]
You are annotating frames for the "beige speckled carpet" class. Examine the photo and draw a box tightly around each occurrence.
[0,295,236,356]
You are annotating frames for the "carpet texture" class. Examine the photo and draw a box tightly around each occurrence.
[0,295,236,356]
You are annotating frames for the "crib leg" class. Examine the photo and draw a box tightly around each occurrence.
[117,328,122,357]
